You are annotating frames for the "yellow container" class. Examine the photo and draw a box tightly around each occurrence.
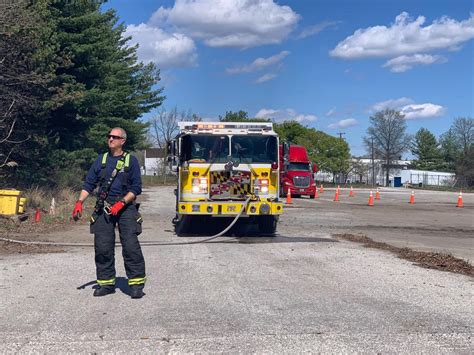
[18,197,27,214]
[0,190,22,215]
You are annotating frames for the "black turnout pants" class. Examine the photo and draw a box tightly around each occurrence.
[91,203,145,284]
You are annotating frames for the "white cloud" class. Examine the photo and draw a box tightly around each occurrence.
[255,73,277,84]
[328,118,358,129]
[383,54,447,72]
[401,103,446,119]
[330,12,474,59]
[298,21,340,39]
[326,107,337,116]
[125,24,197,69]
[150,0,300,48]
[370,97,414,112]
[226,51,290,74]
[369,98,446,119]
[255,108,317,123]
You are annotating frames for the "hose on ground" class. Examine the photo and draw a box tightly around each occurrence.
[0,197,252,247]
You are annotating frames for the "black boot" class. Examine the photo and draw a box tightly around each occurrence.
[93,285,115,297]
[130,285,145,299]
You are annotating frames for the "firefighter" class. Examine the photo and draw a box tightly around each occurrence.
[72,127,146,299]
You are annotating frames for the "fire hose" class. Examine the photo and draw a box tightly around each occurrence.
[0,197,252,247]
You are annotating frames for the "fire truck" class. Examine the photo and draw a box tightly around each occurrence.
[168,122,284,236]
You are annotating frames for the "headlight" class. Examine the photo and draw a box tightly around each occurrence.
[254,178,269,195]
[192,177,208,193]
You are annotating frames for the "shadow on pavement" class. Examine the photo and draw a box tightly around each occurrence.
[76,276,132,296]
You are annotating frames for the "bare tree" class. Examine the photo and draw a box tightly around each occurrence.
[149,107,202,149]
[148,107,202,174]
[451,117,474,186]
[149,107,179,149]
[364,109,411,186]
[452,117,473,154]
[349,157,369,183]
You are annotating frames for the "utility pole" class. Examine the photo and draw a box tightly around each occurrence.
[371,136,375,187]
[337,132,346,140]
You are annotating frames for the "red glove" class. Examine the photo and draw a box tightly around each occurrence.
[109,201,126,216]
[72,200,83,221]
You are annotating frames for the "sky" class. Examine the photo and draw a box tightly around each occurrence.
[103,0,474,157]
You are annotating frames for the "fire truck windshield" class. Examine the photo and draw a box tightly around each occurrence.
[231,135,277,163]
[181,135,229,163]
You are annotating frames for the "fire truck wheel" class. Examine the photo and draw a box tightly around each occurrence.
[258,216,277,235]
[309,194,315,199]
[175,215,192,236]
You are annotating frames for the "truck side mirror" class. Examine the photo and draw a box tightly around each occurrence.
[167,140,178,174]
[283,141,289,160]
[171,163,178,173]
[312,163,318,173]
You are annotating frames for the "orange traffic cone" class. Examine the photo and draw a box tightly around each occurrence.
[286,190,293,204]
[35,208,41,222]
[456,192,463,208]
[375,188,380,200]
[349,186,354,197]
[409,190,415,204]
[333,190,340,202]
[314,189,319,198]
[337,185,341,193]
[367,191,374,206]
[320,184,324,193]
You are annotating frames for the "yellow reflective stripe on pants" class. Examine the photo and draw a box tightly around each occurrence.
[128,277,146,285]
[97,278,115,286]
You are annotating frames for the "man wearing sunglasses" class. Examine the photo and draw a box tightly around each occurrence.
[72,127,146,299]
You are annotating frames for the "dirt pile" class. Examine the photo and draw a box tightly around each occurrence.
[334,233,474,278]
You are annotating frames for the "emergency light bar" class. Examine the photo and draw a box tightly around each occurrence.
[178,121,274,134]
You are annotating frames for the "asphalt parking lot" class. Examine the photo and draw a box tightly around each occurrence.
[0,186,472,352]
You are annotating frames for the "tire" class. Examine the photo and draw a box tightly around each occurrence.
[258,215,278,235]
[174,215,192,236]
[309,194,315,199]
[292,194,300,198]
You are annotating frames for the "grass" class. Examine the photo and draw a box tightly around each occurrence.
[142,174,177,186]
[0,186,94,235]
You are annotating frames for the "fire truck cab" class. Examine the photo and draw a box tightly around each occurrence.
[168,122,284,236]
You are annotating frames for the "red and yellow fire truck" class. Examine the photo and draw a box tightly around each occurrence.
[168,122,284,235]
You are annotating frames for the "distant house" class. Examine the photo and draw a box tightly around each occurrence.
[143,148,167,176]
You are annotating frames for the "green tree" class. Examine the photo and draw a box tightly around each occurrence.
[274,121,308,142]
[364,109,411,186]
[48,0,164,152]
[451,117,474,186]
[2,0,165,187]
[0,0,64,186]
[439,129,459,172]
[219,110,269,122]
[411,128,442,170]
[275,121,350,182]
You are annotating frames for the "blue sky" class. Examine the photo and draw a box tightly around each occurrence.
[103,0,474,157]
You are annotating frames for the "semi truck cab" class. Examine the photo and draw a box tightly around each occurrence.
[279,144,318,198]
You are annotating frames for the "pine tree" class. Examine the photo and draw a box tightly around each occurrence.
[411,128,442,170]
[45,0,165,186]
[0,0,63,186]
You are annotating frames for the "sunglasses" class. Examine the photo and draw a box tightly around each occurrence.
[107,134,124,140]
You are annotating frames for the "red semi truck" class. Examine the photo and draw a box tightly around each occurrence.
[279,144,318,198]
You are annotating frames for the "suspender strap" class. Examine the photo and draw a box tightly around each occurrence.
[95,153,129,213]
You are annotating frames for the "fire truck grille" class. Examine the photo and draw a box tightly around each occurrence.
[210,171,251,199]
[293,176,310,188]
